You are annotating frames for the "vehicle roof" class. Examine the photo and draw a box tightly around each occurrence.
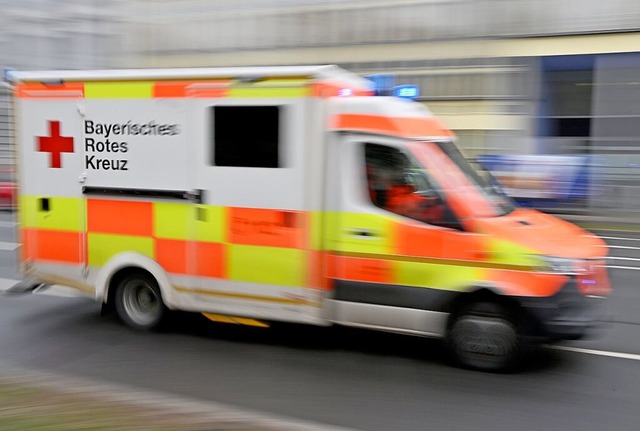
[8,65,372,89]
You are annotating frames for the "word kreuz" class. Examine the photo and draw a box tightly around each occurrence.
[85,155,128,171]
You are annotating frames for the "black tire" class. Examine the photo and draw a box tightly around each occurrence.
[447,301,521,372]
[114,272,167,331]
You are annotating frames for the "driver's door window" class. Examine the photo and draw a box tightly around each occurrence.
[364,143,446,225]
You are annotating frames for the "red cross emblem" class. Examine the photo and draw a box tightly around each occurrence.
[37,121,74,168]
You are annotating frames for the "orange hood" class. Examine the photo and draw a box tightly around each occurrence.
[469,208,608,259]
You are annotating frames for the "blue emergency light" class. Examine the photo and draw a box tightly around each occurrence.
[364,74,396,96]
[364,74,420,99]
[393,84,420,100]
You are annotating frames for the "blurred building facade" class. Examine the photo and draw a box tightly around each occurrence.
[122,0,640,211]
[2,0,639,211]
[0,0,121,167]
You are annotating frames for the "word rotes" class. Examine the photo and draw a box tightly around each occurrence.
[84,119,180,171]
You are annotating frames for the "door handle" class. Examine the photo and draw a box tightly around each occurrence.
[347,229,381,238]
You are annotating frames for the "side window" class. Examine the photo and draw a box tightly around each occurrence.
[364,143,452,226]
[211,105,281,168]
[365,143,411,209]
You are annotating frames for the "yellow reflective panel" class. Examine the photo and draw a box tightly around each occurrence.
[228,244,305,287]
[195,205,226,243]
[20,195,84,232]
[153,202,191,240]
[85,81,154,99]
[394,260,483,291]
[228,79,310,98]
[203,313,271,327]
[231,317,270,327]
[487,238,540,267]
[325,212,395,255]
[87,233,154,267]
[153,203,226,242]
[202,313,236,324]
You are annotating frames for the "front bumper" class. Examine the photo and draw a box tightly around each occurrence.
[518,277,607,341]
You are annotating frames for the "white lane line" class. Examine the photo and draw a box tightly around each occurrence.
[552,345,640,362]
[609,256,640,262]
[0,241,18,251]
[0,221,16,228]
[607,245,640,250]
[601,236,640,242]
[608,265,640,271]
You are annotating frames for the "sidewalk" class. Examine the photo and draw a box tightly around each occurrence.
[0,363,354,431]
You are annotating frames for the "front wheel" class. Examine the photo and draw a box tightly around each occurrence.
[447,301,521,372]
[114,272,167,331]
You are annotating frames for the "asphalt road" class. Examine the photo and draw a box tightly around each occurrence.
[1,212,639,431]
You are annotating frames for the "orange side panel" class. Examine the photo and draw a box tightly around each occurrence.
[154,238,188,275]
[152,81,230,98]
[155,239,226,278]
[87,199,153,236]
[394,222,445,258]
[228,207,308,248]
[16,82,85,98]
[394,221,487,261]
[21,229,83,264]
[307,250,332,290]
[328,254,394,284]
[334,114,454,138]
[194,242,226,278]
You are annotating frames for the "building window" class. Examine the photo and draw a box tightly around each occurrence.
[211,106,281,168]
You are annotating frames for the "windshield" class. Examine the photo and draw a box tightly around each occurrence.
[408,141,514,218]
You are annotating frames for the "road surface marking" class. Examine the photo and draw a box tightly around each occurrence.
[0,221,17,228]
[601,236,640,242]
[607,245,640,251]
[0,241,18,251]
[608,265,640,271]
[610,256,640,261]
[552,345,640,361]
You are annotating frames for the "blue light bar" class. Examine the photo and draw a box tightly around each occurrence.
[393,84,420,100]
[364,74,396,96]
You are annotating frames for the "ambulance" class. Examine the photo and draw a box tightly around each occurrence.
[9,65,610,371]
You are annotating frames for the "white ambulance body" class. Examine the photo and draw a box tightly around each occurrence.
[11,65,609,371]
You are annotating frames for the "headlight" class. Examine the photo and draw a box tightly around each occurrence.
[538,256,589,275]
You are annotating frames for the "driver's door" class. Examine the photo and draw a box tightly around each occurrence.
[325,137,483,336]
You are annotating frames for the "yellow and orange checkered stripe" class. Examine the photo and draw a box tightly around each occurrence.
[20,196,328,290]
[19,195,569,298]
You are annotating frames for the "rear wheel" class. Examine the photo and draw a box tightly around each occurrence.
[114,272,166,331]
[447,301,520,372]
